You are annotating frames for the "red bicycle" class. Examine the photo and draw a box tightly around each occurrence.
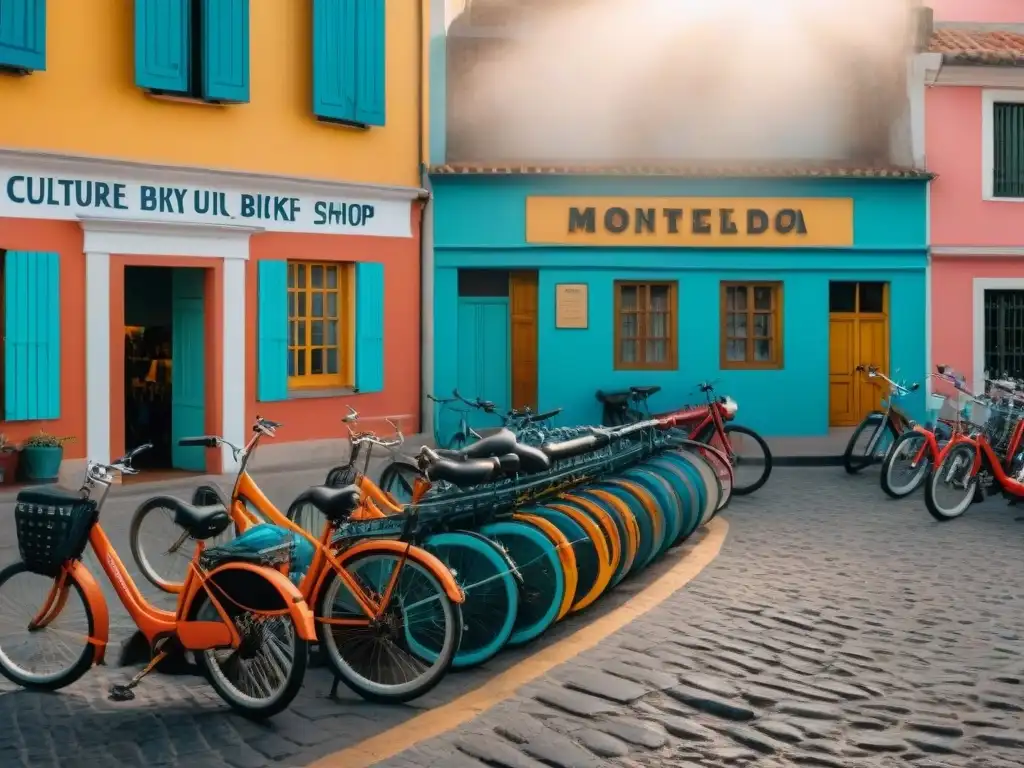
[597,382,773,495]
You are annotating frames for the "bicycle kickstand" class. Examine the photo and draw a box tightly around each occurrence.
[109,649,169,702]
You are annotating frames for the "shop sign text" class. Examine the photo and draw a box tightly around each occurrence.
[0,169,412,238]
[526,196,854,248]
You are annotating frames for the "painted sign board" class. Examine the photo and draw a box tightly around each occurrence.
[526,197,854,247]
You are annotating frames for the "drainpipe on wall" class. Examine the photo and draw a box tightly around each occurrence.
[420,169,435,441]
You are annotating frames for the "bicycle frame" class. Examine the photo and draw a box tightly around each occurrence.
[934,408,1024,497]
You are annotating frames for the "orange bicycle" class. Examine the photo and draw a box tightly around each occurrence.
[0,445,316,719]
[129,417,465,703]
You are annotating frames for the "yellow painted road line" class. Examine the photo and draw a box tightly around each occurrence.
[311,516,729,768]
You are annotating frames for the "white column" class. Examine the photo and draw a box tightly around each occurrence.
[85,251,111,463]
[420,183,435,440]
[222,257,246,472]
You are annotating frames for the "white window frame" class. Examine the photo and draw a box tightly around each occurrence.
[972,278,1024,391]
[981,89,1024,203]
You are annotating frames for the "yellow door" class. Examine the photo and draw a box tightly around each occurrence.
[828,282,890,426]
[509,270,539,411]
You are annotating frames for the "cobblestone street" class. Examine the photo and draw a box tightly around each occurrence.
[2,467,1023,767]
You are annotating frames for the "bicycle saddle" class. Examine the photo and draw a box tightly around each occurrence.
[461,429,517,459]
[291,484,362,523]
[630,385,661,397]
[540,431,611,462]
[167,498,231,540]
[420,449,520,487]
[595,389,632,406]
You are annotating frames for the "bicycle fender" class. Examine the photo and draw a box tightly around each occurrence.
[65,561,110,666]
[184,563,316,642]
[333,540,465,604]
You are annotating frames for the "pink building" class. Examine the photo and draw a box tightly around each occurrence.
[925,2,1024,389]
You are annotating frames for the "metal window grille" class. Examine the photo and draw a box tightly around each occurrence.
[984,290,1024,379]
[994,103,1024,199]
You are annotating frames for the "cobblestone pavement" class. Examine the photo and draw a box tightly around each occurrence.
[2,467,1024,767]
[383,468,1024,768]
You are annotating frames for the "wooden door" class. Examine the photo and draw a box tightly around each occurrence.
[828,281,889,426]
[509,270,539,410]
[456,297,511,431]
[170,268,206,471]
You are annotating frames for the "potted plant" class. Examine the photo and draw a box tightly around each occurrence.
[20,432,75,483]
[0,434,19,486]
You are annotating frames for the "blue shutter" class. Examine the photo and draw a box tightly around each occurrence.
[355,0,386,126]
[355,262,384,393]
[0,0,46,72]
[312,0,358,123]
[4,251,60,421]
[134,0,190,93]
[257,260,288,402]
[202,0,250,103]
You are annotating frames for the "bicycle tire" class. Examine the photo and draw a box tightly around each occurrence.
[645,458,702,547]
[0,562,96,691]
[880,430,931,499]
[557,494,622,580]
[543,503,612,612]
[479,520,564,646]
[700,424,772,496]
[923,444,979,522]
[129,497,197,593]
[593,483,656,575]
[843,412,894,474]
[621,469,681,558]
[514,512,577,621]
[667,449,720,528]
[418,531,517,669]
[603,479,665,569]
[378,461,422,504]
[575,489,637,586]
[528,506,603,613]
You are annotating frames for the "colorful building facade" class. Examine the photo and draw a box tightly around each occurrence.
[924,4,1024,390]
[0,1,426,477]
[427,173,929,439]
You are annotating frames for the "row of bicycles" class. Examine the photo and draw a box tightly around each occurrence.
[841,363,1024,520]
[0,386,752,721]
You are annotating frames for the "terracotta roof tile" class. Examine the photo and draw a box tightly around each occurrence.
[929,27,1024,66]
[429,162,933,180]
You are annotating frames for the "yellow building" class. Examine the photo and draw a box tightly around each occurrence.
[0,0,427,479]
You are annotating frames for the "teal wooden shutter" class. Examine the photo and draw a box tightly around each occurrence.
[355,262,384,393]
[257,260,288,402]
[202,0,250,103]
[5,251,60,421]
[994,102,1024,199]
[134,0,190,93]
[355,0,386,126]
[313,0,358,123]
[0,0,46,72]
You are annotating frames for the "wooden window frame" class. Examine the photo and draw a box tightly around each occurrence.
[720,282,784,370]
[613,280,678,371]
[287,260,355,390]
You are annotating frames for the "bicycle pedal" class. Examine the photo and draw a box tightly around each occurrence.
[108,684,136,702]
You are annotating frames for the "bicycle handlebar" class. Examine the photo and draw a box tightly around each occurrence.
[85,442,153,481]
[340,406,405,447]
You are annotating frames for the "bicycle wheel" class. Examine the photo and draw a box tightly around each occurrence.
[544,503,612,612]
[514,513,577,621]
[575,490,637,586]
[603,479,664,571]
[705,424,772,495]
[881,430,931,499]
[0,562,96,691]
[691,443,734,513]
[843,412,894,474]
[593,483,656,575]
[668,449,720,528]
[528,507,600,613]
[924,444,979,522]
[558,494,622,581]
[621,468,682,558]
[378,461,422,505]
[191,588,309,719]
[130,498,204,592]
[645,458,701,547]
[417,532,516,669]
[317,547,463,700]
[479,521,564,646]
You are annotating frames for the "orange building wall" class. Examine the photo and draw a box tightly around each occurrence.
[0,2,422,187]
[0,219,86,456]
[245,207,423,442]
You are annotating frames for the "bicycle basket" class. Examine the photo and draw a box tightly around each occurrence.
[14,488,99,577]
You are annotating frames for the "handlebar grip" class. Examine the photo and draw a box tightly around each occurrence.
[127,443,153,458]
[178,436,218,448]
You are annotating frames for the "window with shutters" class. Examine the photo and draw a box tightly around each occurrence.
[135,0,250,104]
[993,101,1024,199]
[287,261,354,389]
[0,0,46,74]
[613,281,677,371]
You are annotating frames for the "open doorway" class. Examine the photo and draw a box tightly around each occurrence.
[124,266,206,472]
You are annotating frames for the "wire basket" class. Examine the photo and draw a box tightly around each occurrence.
[14,488,99,577]
[983,400,1024,456]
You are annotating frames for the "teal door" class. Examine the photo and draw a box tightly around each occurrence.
[457,297,510,432]
[171,269,206,471]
